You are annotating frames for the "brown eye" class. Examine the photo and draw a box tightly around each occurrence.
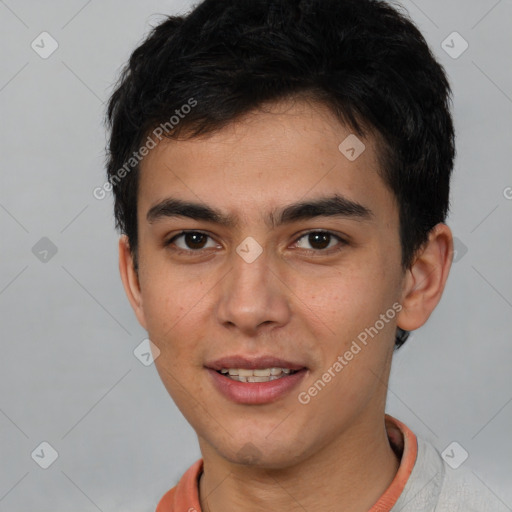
[166,231,217,252]
[182,232,208,250]
[294,231,346,252]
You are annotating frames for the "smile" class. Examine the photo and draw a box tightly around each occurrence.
[218,367,298,382]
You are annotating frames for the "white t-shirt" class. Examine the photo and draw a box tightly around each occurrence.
[391,432,509,511]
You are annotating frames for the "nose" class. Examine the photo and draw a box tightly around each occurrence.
[215,246,292,336]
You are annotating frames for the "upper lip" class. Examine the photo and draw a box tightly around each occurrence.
[205,355,307,371]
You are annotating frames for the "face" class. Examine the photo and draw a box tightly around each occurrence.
[122,99,409,469]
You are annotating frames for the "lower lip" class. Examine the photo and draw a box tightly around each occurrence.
[206,368,308,405]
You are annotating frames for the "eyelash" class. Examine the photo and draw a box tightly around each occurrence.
[164,230,348,256]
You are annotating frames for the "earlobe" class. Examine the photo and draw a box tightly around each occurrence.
[118,235,147,330]
[397,223,453,332]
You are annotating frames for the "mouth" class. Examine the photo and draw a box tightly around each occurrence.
[205,355,308,404]
[216,367,301,383]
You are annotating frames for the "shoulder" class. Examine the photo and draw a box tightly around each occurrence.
[393,436,509,511]
[155,459,203,512]
[436,458,509,512]
[155,486,177,512]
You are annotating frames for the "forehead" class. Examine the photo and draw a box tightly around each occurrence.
[137,99,396,228]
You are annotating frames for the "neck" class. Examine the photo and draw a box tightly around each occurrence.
[198,412,400,512]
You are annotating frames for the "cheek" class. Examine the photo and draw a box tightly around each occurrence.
[138,267,193,356]
[306,258,401,365]
[316,264,394,326]
[137,244,197,334]
[141,287,176,342]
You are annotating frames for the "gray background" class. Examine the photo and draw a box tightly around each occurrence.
[1,0,511,510]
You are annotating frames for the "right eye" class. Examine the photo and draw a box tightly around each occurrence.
[164,231,219,254]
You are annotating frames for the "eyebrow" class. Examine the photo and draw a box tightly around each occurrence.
[146,194,373,229]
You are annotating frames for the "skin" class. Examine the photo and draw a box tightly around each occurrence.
[119,98,453,511]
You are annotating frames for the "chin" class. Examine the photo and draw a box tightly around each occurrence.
[217,438,308,470]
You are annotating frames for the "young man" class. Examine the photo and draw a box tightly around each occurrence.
[105,0,506,510]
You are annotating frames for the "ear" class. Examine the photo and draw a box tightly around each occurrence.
[397,223,453,331]
[118,235,147,330]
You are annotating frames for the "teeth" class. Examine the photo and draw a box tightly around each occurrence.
[228,375,285,383]
[248,375,273,382]
[219,367,298,382]
[253,369,271,377]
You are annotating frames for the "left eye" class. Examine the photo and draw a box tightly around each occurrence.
[294,231,345,251]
